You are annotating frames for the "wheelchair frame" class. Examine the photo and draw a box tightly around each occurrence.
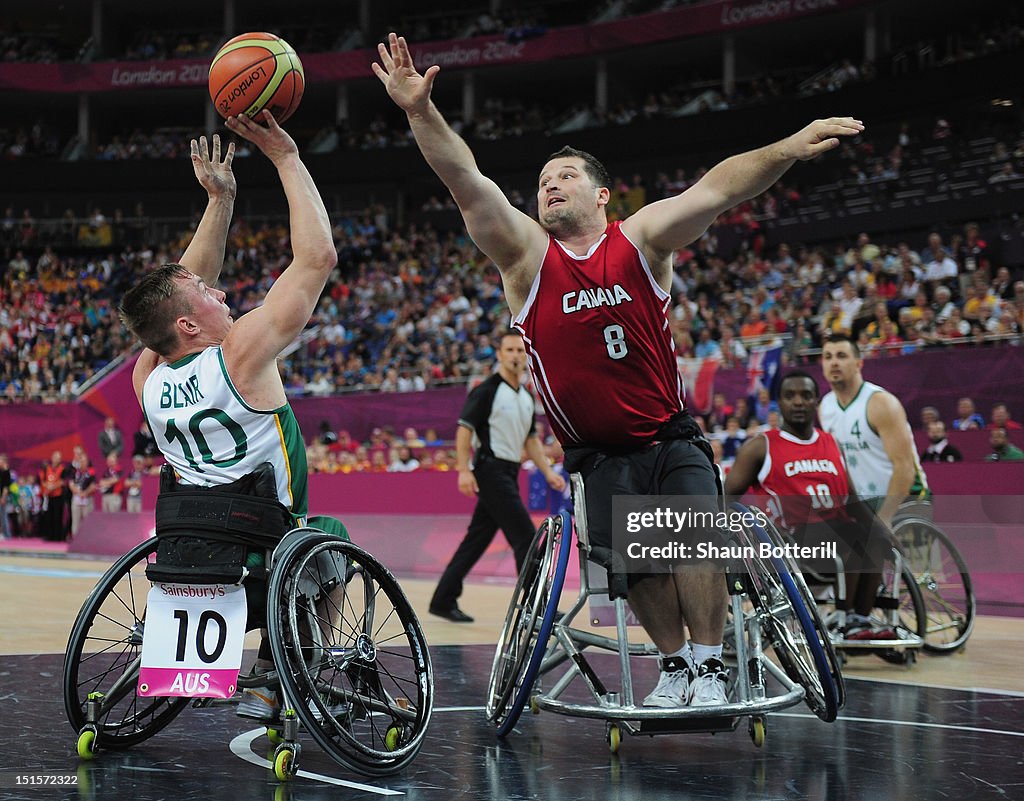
[486,473,844,751]
[806,545,927,666]
[63,524,433,780]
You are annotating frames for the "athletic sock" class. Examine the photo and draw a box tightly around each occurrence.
[691,643,723,666]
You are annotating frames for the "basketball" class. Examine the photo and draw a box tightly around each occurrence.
[208,32,304,124]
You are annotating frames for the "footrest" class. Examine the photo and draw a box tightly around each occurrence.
[635,715,741,735]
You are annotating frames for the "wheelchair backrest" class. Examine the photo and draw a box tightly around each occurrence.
[146,461,294,585]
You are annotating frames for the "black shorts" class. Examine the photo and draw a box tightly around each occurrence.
[797,518,890,576]
[577,439,720,585]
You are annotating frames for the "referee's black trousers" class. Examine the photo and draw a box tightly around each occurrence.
[430,457,536,612]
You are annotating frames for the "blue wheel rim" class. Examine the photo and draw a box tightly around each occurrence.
[496,512,572,737]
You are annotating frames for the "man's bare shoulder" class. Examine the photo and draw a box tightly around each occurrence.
[866,389,909,428]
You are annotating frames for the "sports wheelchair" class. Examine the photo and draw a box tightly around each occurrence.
[806,505,975,660]
[486,474,844,751]
[892,512,975,654]
[802,541,926,666]
[63,466,432,780]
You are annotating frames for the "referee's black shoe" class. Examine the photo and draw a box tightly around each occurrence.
[429,605,475,623]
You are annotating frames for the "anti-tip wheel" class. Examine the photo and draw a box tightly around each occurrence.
[274,747,297,782]
[385,725,402,752]
[606,724,621,754]
[76,729,96,760]
[749,717,766,748]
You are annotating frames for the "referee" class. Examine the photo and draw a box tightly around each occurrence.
[429,332,566,622]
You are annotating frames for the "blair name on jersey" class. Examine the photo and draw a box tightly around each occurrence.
[562,284,633,314]
[784,458,840,477]
[159,376,205,409]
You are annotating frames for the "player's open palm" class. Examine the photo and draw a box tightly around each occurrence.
[190,134,236,200]
[372,32,439,115]
[786,117,865,161]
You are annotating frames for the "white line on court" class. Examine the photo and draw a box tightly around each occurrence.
[845,674,1024,698]
[773,710,1024,738]
[228,729,404,795]
[227,707,488,791]
[0,564,105,579]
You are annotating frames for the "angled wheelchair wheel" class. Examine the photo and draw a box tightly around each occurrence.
[486,512,571,737]
[894,518,975,653]
[64,539,189,749]
[267,533,432,776]
[731,504,844,722]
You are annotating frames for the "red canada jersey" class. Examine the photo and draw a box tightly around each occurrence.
[753,428,852,531]
[512,221,684,448]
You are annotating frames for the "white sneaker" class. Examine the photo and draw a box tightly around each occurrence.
[642,656,693,708]
[237,687,281,722]
[688,657,730,707]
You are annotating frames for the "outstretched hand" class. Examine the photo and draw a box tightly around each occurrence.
[190,134,236,200]
[372,32,439,115]
[784,117,865,161]
[224,110,298,165]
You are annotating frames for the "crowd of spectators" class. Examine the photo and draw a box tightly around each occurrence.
[0,31,64,62]
[3,176,1022,407]
[1,120,63,160]
[303,418,573,478]
[918,398,1024,463]
[123,31,219,61]
[305,423,456,475]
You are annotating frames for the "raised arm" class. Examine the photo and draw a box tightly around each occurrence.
[131,135,237,399]
[220,112,337,404]
[178,134,236,285]
[373,34,546,296]
[622,118,864,263]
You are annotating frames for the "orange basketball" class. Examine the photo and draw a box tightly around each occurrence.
[209,32,304,124]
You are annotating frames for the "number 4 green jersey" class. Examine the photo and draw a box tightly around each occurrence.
[141,347,309,521]
[819,380,929,502]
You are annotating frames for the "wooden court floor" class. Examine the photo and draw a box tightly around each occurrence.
[5,549,1024,801]
[2,551,1021,695]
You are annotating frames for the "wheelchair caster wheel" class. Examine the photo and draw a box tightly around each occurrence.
[529,697,540,715]
[76,728,97,760]
[606,724,622,754]
[749,716,766,748]
[385,725,403,752]
[273,746,298,781]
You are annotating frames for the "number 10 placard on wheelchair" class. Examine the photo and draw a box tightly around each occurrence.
[138,583,248,698]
